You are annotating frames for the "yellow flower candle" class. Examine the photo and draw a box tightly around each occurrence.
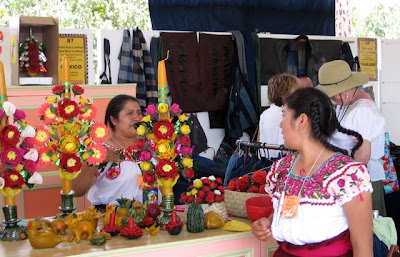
[158,51,170,120]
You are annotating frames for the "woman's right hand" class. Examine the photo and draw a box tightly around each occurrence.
[252,217,272,241]
[103,148,121,163]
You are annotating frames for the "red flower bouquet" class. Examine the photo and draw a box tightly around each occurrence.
[227,170,269,194]
[180,176,225,205]
[0,101,43,198]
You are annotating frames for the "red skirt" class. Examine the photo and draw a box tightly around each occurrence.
[274,230,352,257]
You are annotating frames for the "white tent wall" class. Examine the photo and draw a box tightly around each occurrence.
[381,39,400,145]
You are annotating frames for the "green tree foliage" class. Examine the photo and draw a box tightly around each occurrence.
[0,0,151,30]
[352,2,400,39]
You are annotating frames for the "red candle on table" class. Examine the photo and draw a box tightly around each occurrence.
[171,211,177,223]
[128,217,135,228]
[109,212,116,226]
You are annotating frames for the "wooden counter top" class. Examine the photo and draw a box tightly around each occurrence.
[0,217,277,257]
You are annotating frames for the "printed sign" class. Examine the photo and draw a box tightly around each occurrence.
[58,34,88,84]
[358,38,378,81]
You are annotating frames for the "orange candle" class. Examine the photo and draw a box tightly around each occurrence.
[62,55,71,99]
[0,61,7,105]
[62,179,72,195]
[157,51,169,104]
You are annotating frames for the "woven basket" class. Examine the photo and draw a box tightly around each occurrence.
[182,201,228,223]
[224,189,265,218]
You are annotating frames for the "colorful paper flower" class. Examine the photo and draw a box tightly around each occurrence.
[145,104,157,115]
[170,103,181,115]
[58,98,80,119]
[72,84,84,95]
[38,102,57,124]
[1,125,21,147]
[157,103,169,113]
[4,171,24,189]
[85,145,107,166]
[89,123,108,143]
[179,125,191,135]
[80,104,97,121]
[34,126,50,146]
[59,135,80,154]
[155,139,176,160]
[52,84,65,95]
[38,147,55,167]
[60,153,82,173]
[24,160,38,174]
[1,148,23,168]
[14,109,26,121]
[153,120,175,140]
[2,101,16,117]
[20,125,35,138]
[156,159,178,180]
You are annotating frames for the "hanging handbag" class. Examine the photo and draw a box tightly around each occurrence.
[100,38,112,84]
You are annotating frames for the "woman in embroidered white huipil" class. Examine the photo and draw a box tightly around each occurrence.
[316,60,386,217]
[72,95,144,207]
[252,88,373,257]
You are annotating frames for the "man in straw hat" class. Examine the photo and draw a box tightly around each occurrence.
[316,60,387,216]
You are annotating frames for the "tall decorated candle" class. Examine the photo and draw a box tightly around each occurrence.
[62,55,71,99]
[61,55,71,195]
[157,51,170,120]
[0,61,8,129]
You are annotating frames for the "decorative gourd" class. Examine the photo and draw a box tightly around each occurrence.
[186,202,205,233]
[205,211,225,229]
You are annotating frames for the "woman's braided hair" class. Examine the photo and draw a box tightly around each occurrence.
[284,88,363,157]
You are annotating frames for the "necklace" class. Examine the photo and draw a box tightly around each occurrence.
[112,137,126,150]
[338,89,357,122]
[299,146,325,177]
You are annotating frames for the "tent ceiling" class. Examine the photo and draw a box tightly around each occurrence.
[149,0,335,36]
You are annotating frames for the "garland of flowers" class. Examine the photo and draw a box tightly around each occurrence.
[19,28,47,76]
[35,84,108,179]
[134,103,195,187]
[0,101,42,197]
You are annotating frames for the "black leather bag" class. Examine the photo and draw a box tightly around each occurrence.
[100,38,112,84]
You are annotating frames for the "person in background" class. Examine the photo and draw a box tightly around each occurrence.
[316,60,387,217]
[252,87,372,257]
[72,94,144,212]
[297,75,313,88]
[258,73,299,159]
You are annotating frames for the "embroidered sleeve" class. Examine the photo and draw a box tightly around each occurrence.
[265,161,279,196]
[327,164,373,205]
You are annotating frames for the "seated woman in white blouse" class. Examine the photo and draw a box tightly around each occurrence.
[258,73,299,159]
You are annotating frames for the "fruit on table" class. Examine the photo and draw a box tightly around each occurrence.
[186,202,205,233]
[205,211,225,229]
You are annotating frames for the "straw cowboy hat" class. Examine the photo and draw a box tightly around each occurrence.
[316,60,369,97]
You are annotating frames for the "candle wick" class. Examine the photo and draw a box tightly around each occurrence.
[164,50,170,61]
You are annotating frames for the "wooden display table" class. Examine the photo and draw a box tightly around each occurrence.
[0,217,278,257]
